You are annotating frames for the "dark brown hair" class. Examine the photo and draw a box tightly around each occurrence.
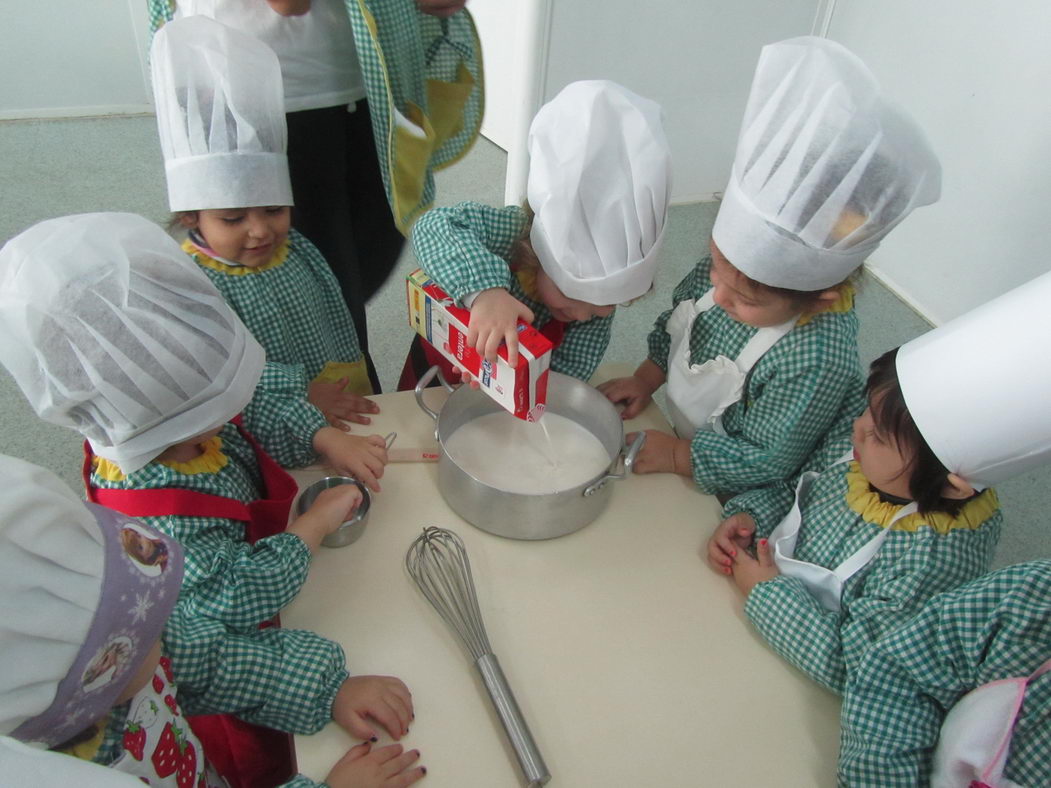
[867,348,973,515]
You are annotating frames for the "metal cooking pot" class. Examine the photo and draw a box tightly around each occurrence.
[415,366,644,540]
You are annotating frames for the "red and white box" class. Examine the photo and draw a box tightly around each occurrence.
[406,268,552,421]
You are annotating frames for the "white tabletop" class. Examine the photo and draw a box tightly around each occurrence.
[284,368,841,787]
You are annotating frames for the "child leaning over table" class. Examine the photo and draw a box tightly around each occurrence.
[600,37,941,499]
[152,15,378,429]
[0,454,425,788]
[838,560,1051,788]
[0,212,400,787]
[707,270,1051,695]
[398,79,671,389]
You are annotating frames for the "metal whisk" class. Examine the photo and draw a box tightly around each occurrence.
[406,526,550,786]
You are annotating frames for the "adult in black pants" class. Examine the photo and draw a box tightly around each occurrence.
[287,100,405,393]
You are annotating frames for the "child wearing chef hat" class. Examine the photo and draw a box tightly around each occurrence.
[0,454,425,788]
[152,14,379,428]
[707,270,1051,695]
[838,560,1051,787]
[601,36,941,499]
[397,79,671,389]
[0,212,411,784]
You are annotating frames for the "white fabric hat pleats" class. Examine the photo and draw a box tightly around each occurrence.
[897,271,1051,489]
[527,80,672,306]
[713,36,941,290]
[0,213,265,474]
[152,14,292,211]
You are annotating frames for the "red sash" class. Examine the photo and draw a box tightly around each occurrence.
[83,417,298,788]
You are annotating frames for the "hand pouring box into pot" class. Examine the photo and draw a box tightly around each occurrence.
[406,268,553,421]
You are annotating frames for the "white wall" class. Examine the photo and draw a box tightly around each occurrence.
[827,0,1051,323]
[540,0,821,205]
[0,1,152,119]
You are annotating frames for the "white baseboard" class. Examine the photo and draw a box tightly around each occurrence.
[863,265,938,326]
[0,105,153,121]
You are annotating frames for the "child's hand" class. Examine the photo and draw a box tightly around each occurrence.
[706,513,757,575]
[333,675,415,742]
[598,361,666,419]
[467,288,534,367]
[731,538,779,596]
[628,429,692,476]
[325,742,426,788]
[313,428,388,492]
[598,376,656,419]
[288,484,363,552]
[309,378,381,429]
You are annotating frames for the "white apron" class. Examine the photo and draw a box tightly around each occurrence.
[930,657,1051,788]
[768,453,919,613]
[665,289,797,438]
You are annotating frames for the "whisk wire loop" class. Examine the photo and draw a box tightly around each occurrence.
[405,526,551,786]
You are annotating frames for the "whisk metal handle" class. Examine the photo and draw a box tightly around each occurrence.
[475,653,551,787]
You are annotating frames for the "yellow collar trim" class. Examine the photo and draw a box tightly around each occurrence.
[182,237,290,275]
[844,461,999,533]
[796,283,855,327]
[92,436,229,480]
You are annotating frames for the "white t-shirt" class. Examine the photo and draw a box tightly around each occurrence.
[174,0,366,112]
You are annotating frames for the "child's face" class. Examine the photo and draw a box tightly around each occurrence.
[185,207,291,267]
[534,267,616,323]
[852,396,915,500]
[709,240,802,328]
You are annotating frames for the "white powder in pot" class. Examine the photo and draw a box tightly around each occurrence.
[444,412,612,494]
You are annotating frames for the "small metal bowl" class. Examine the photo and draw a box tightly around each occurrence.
[295,476,371,548]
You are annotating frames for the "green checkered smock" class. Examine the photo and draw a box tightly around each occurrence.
[188,230,366,389]
[647,257,866,496]
[722,434,1002,695]
[89,372,344,735]
[147,0,483,233]
[839,561,1051,787]
[411,202,615,382]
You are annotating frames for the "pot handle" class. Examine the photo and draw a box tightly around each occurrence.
[414,365,455,437]
[583,431,646,497]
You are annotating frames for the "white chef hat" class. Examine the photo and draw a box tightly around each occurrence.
[712,36,941,291]
[151,14,292,212]
[897,271,1051,489]
[0,212,265,474]
[0,455,183,748]
[527,80,672,306]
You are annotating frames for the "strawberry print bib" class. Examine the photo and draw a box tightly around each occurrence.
[111,656,226,787]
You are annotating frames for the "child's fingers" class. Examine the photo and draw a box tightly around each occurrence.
[328,414,354,431]
[369,701,408,741]
[706,542,733,575]
[338,412,372,426]
[341,710,376,741]
[756,538,773,567]
[503,329,520,367]
[378,747,424,783]
[389,765,427,788]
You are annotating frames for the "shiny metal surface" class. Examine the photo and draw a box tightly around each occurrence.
[406,527,550,786]
[414,366,642,540]
[296,476,371,548]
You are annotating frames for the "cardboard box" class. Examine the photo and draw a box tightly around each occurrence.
[406,268,552,421]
